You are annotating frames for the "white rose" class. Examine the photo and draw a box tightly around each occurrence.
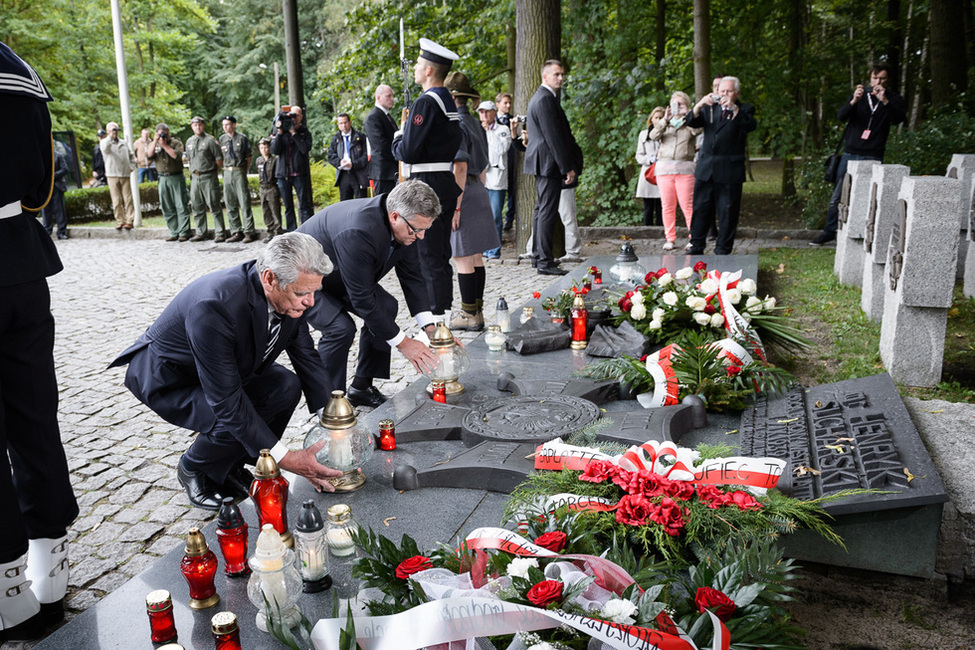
[658,272,673,287]
[662,291,678,306]
[600,598,638,625]
[675,267,693,280]
[527,644,557,650]
[710,313,726,328]
[699,278,719,295]
[652,308,666,321]
[648,319,662,330]
[764,296,777,310]
[726,288,742,304]
[507,557,538,579]
[632,290,642,302]
[685,296,707,311]
[745,296,763,311]
[630,302,647,320]
[740,278,757,295]
[693,312,711,326]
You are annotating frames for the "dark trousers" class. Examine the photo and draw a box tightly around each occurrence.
[372,178,397,196]
[278,174,312,230]
[42,189,68,237]
[690,179,743,255]
[305,291,397,392]
[413,171,461,314]
[182,365,301,484]
[337,173,367,201]
[642,198,662,226]
[1,280,78,561]
[532,174,562,269]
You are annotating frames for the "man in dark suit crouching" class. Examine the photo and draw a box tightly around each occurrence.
[110,233,343,509]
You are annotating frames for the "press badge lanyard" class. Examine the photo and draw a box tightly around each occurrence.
[861,93,880,140]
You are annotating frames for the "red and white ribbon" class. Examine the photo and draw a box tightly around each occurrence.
[636,344,682,408]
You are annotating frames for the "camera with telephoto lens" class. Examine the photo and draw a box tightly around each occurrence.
[275,110,294,133]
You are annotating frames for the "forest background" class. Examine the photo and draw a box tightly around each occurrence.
[3,0,975,228]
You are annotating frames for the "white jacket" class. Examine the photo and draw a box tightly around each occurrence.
[100,137,136,177]
[483,123,511,191]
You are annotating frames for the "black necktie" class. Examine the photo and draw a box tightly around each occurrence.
[264,313,283,361]
[387,112,396,129]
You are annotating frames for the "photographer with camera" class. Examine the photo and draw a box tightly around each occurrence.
[270,105,313,230]
[811,62,906,246]
[147,123,193,241]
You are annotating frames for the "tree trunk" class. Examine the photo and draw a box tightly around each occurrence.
[282,0,304,108]
[506,21,516,95]
[655,0,666,92]
[928,0,968,106]
[514,0,561,255]
[886,0,902,93]
[693,0,710,99]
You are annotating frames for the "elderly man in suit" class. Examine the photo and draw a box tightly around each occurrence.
[0,42,78,641]
[364,84,398,196]
[297,180,441,408]
[686,76,757,255]
[327,113,369,201]
[110,233,343,510]
[524,59,580,276]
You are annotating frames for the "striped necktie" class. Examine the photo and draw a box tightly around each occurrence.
[264,313,283,361]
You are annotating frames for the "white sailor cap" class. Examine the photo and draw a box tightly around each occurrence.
[418,38,459,67]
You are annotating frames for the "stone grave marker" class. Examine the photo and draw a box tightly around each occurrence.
[834,159,880,287]
[879,176,961,387]
[861,164,910,321]
[496,371,620,405]
[946,154,975,280]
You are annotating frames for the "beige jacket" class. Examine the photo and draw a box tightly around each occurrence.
[649,118,701,175]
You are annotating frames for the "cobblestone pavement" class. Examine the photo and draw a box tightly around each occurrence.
[8,228,812,647]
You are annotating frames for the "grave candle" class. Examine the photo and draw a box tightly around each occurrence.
[496,296,510,332]
[431,380,447,403]
[570,294,588,350]
[378,419,396,451]
[145,589,177,644]
[210,611,242,650]
[294,501,331,593]
[179,528,220,609]
[215,497,250,577]
[325,504,359,557]
[328,428,354,467]
[249,450,292,547]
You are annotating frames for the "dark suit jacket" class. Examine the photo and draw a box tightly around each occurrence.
[326,128,369,189]
[364,107,397,182]
[110,262,328,457]
[687,101,757,185]
[297,195,430,341]
[524,85,581,183]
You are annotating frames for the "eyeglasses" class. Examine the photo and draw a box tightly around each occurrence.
[402,218,432,235]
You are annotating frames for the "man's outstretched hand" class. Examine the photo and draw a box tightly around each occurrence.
[278,442,344,493]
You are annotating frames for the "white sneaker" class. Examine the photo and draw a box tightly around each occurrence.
[558,254,585,264]
[662,241,675,251]
[684,241,694,251]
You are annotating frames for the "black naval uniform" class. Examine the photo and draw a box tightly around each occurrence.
[392,86,463,315]
[0,42,78,565]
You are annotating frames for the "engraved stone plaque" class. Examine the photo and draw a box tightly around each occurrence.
[461,395,601,447]
[392,399,472,443]
[393,441,537,493]
[496,371,619,405]
[596,397,707,447]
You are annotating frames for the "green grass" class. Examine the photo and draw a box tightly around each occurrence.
[742,159,783,196]
[759,247,975,403]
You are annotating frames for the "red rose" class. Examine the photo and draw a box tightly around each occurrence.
[532,291,541,299]
[696,484,727,509]
[655,267,669,278]
[615,494,653,526]
[693,261,707,273]
[617,469,665,497]
[649,497,686,536]
[704,303,716,315]
[644,271,657,285]
[726,365,742,378]
[580,460,618,483]
[620,299,633,312]
[695,587,736,621]
[662,479,695,501]
[624,290,635,299]
[526,580,563,607]
[729,490,763,511]
[534,531,568,553]
[395,555,433,579]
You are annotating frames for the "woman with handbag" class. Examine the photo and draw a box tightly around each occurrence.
[635,107,663,227]
[650,91,702,250]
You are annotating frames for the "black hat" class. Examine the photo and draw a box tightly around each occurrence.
[222,115,237,123]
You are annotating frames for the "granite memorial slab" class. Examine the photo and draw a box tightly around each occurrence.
[861,164,910,322]
[595,396,708,447]
[460,394,602,447]
[393,440,537,493]
[880,176,962,386]
[391,399,471,443]
[739,372,948,576]
[946,153,975,280]
[496,371,620,405]
[835,159,880,287]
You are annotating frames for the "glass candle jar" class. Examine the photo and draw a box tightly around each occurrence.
[431,380,447,403]
[495,296,510,333]
[211,611,242,650]
[520,306,534,324]
[570,294,588,350]
[294,500,332,593]
[378,419,396,451]
[215,497,250,577]
[325,504,359,557]
[179,528,220,609]
[484,325,506,352]
[146,589,177,644]
[247,524,303,633]
[249,450,292,547]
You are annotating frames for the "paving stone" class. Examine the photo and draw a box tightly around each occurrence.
[88,503,123,518]
[111,507,146,525]
[71,515,104,533]
[108,481,151,505]
[92,541,141,561]
[74,490,110,508]
[65,589,101,613]
[145,535,184,556]
[146,504,190,525]
[116,521,165,543]
[89,572,131,594]
[68,558,120,588]
[104,475,132,491]
[76,521,127,546]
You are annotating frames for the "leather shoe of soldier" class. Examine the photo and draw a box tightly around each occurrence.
[226,232,244,243]
[214,233,228,243]
[242,233,259,243]
[177,457,227,510]
[189,234,207,242]
[222,465,255,500]
[537,265,568,276]
[347,385,388,408]
[450,310,484,332]
[165,236,179,242]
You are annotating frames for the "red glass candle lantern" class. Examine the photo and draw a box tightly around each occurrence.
[431,380,447,403]
[570,294,588,350]
[179,528,220,609]
[146,589,177,643]
[590,266,602,284]
[582,278,592,291]
[215,497,250,577]
[378,419,396,451]
[211,611,242,650]
[249,449,292,547]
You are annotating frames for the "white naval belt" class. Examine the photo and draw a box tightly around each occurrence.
[0,201,23,220]
[401,162,452,178]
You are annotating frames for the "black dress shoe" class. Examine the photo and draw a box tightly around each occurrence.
[222,465,255,500]
[347,385,388,408]
[687,249,705,255]
[537,265,568,276]
[177,458,227,510]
